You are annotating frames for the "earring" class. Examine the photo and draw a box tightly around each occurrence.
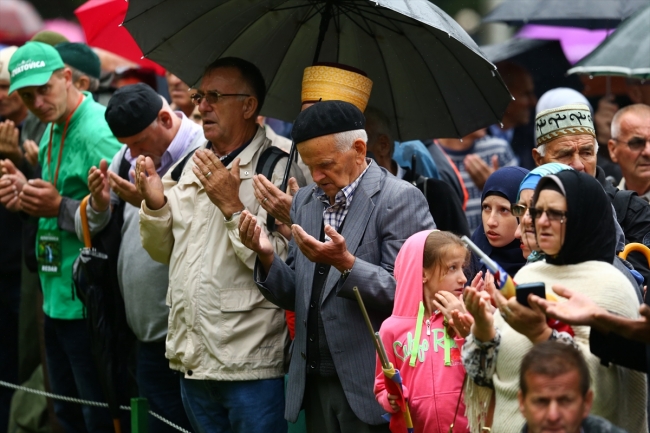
[422,279,427,284]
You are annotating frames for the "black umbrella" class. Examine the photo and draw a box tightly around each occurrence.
[483,0,649,30]
[123,0,512,141]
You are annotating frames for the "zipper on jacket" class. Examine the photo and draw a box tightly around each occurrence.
[426,319,431,336]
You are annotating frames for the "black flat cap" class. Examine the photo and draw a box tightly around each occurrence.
[105,83,163,138]
[292,100,365,144]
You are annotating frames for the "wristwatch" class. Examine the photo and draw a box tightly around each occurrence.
[341,268,352,279]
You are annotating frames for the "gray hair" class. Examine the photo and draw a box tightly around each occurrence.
[69,65,99,93]
[332,129,368,152]
[537,137,598,157]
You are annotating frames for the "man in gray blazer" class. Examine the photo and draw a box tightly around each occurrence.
[239,101,435,433]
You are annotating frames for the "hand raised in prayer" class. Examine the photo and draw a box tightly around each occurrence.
[493,283,550,343]
[192,149,244,219]
[464,154,499,190]
[135,155,165,210]
[23,140,39,166]
[0,121,23,166]
[20,179,62,217]
[433,291,466,323]
[108,170,143,208]
[292,224,355,273]
[87,159,110,212]
[0,159,26,212]
[239,210,275,273]
[464,285,495,342]
[253,174,299,226]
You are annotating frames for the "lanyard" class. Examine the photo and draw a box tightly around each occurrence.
[47,94,84,186]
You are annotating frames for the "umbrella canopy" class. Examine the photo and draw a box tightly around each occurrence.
[568,5,650,79]
[483,0,649,29]
[123,0,512,141]
[0,0,43,44]
[75,0,165,75]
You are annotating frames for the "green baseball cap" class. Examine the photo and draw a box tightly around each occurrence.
[8,42,65,94]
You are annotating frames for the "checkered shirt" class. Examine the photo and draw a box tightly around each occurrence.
[313,159,372,241]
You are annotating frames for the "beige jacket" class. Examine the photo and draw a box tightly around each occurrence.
[139,126,295,381]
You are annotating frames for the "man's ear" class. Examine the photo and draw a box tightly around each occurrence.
[517,389,526,415]
[74,76,90,91]
[532,148,544,167]
[158,110,173,129]
[242,96,258,120]
[353,138,367,163]
[607,139,619,163]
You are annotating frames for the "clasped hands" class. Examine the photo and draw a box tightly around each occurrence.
[0,158,61,216]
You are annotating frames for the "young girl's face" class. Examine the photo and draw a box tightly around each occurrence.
[482,194,518,248]
[423,246,468,298]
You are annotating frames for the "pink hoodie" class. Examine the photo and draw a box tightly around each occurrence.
[374,230,468,433]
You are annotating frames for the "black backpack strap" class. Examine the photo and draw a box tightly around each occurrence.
[613,190,636,225]
[117,151,130,181]
[171,148,198,182]
[255,146,288,232]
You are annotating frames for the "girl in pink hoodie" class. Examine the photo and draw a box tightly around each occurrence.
[375,230,469,433]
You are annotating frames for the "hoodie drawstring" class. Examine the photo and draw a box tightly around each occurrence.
[409,302,425,367]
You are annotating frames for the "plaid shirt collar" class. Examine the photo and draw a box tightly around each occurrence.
[313,159,372,208]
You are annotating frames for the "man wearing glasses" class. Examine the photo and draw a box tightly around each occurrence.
[136,57,304,433]
[532,103,650,288]
[608,104,650,203]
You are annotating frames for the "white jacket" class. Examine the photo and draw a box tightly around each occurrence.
[139,126,296,380]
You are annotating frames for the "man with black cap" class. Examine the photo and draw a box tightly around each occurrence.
[240,100,435,432]
[0,41,121,431]
[74,83,202,432]
[136,57,304,433]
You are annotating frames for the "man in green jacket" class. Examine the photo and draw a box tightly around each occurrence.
[0,42,121,431]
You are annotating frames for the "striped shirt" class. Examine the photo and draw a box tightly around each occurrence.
[439,136,517,233]
[125,111,203,181]
[313,159,372,241]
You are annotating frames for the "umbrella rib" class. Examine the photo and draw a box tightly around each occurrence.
[338,3,405,35]
[347,4,402,139]
[270,4,313,12]
[350,2,424,29]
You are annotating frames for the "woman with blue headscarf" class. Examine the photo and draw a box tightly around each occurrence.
[469,166,530,278]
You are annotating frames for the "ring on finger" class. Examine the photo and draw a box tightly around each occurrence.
[262,197,268,204]
[501,305,513,318]
[205,171,212,178]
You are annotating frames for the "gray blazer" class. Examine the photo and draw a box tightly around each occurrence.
[255,162,435,424]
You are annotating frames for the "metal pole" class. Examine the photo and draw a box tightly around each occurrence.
[131,398,149,433]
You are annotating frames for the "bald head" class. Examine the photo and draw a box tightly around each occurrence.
[611,104,650,139]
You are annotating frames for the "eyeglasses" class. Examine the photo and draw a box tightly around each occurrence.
[190,90,251,106]
[613,136,650,152]
[510,203,528,218]
[529,207,567,223]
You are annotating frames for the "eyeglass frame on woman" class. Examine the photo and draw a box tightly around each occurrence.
[528,207,567,223]
[510,203,528,218]
[189,90,251,106]
[612,136,650,152]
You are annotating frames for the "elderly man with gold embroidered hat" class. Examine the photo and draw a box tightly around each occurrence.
[252,63,372,227]
[532,103,650,287]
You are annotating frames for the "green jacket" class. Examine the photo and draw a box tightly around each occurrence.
[37,92,121,319]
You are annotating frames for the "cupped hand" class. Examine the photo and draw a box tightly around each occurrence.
[464,286,495,342]
[109,170,143,208]
[493,288,550,343]
[135,155,165,210]
[87,159,110,212]
[253,174,299,226]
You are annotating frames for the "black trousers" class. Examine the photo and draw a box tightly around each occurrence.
[304,375,390,433]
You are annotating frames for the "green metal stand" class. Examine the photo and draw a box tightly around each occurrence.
[131,397,149,433]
